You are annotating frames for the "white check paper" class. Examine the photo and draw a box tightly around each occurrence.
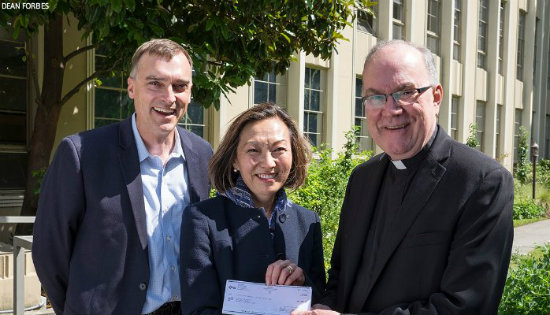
[222,280,312,315]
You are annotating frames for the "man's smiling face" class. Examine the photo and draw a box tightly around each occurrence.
[362,43,442,160]
[127,52,192,141]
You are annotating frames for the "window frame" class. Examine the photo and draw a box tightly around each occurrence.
[451,96,459,140]
[498,1,505,75]
[354,77,374,152]
[303,67,324,147]
[453,0,462,61]
[252,68,288,110]
[392,0,406,40]
[357,5,377,35]
[475,101,486,152]
[517,10,526,81]
[477,0,489,69]
[426,0,441,55]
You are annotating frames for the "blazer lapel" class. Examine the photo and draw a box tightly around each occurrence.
[179,128,202,203]
[360,132,450,304]
[344,155,388,310]
[118,118,148,250]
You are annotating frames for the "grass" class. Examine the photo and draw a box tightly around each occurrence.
[513,217,548,227]
[514,180,550,203]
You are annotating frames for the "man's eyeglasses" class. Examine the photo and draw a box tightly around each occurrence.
[361,86,432,109]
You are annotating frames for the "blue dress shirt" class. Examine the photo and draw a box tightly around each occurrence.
[131,114,189,314]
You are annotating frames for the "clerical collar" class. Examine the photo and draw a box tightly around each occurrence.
[390,125,439,170]
[392,160,407,169]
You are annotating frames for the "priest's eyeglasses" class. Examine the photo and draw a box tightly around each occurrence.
[362,86,432,109]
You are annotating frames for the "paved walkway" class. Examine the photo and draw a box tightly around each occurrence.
[512,219,550,255]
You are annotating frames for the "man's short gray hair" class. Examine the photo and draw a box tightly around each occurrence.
[363,40,440,86]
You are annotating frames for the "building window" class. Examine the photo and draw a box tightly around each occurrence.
[517,11,526,81]
[496,105,502,157]
[0,32,27,147]
[477,0,488,69]
[393,0,405,40]
[0,29,28,190]
[514,109,522,162]
[94,49,132,128]
[426,0,441,55]
[498,1,505,75]
[451,96,459,140]
[475,102,486,151]
[357,5,377,35]
[178,101,207,138]
[354,78,374,152]
[303,67,323,147]
[94,49,207,138]
[453,0,462,61]
[253,69,288,110]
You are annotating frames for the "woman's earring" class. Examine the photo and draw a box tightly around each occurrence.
[233,168,238,173]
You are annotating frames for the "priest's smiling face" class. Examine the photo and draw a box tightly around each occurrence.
[362,42,442,161]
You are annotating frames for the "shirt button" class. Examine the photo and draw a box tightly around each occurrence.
[166,235,171,241]
[173,295,179,300]
[139,282,147,291]
[171,265,176,272]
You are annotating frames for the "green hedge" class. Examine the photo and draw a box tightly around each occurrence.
[499,244,550,315]
[513,199,547,220]
[289,130,371,269]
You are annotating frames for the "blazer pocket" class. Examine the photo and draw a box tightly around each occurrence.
[400,231,449,249]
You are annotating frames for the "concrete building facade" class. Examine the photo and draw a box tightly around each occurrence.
[1,0,550,216]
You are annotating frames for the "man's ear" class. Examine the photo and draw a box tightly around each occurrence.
[433,84,443,107]
[127,77,135,99]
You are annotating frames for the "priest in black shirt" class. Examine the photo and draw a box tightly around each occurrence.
[292,40,514,315]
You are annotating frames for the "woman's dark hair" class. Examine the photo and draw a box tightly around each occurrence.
[209,102,312,193]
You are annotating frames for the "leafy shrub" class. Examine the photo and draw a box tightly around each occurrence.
[499,244,550,315]
[513,199,547,220]
[535,159,550,188]
[515,126,530,184]
[289,130,371,269]
[465,123,479,149]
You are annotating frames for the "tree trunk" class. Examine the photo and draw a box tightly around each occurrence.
[16,14,64,235]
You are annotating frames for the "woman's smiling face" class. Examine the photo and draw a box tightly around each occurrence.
[233,117,293,210]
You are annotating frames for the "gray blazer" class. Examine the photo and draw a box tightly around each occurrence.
[32,118,213,315]
[180,195,326,314]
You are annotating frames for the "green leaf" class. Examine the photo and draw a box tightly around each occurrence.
[111,0,123,13]
[124,0,136,11]
[206,18,214,31]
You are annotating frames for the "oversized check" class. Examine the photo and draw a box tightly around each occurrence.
[222,280,311,315]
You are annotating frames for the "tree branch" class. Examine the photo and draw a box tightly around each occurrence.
[60,56,125,107]
[207,60,223,66]
[26,45,42,108]
[63,44,96,64]
[59,71,97,106]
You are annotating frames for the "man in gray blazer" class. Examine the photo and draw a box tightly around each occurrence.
[32,39,212,315]
[293,40,513,315]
